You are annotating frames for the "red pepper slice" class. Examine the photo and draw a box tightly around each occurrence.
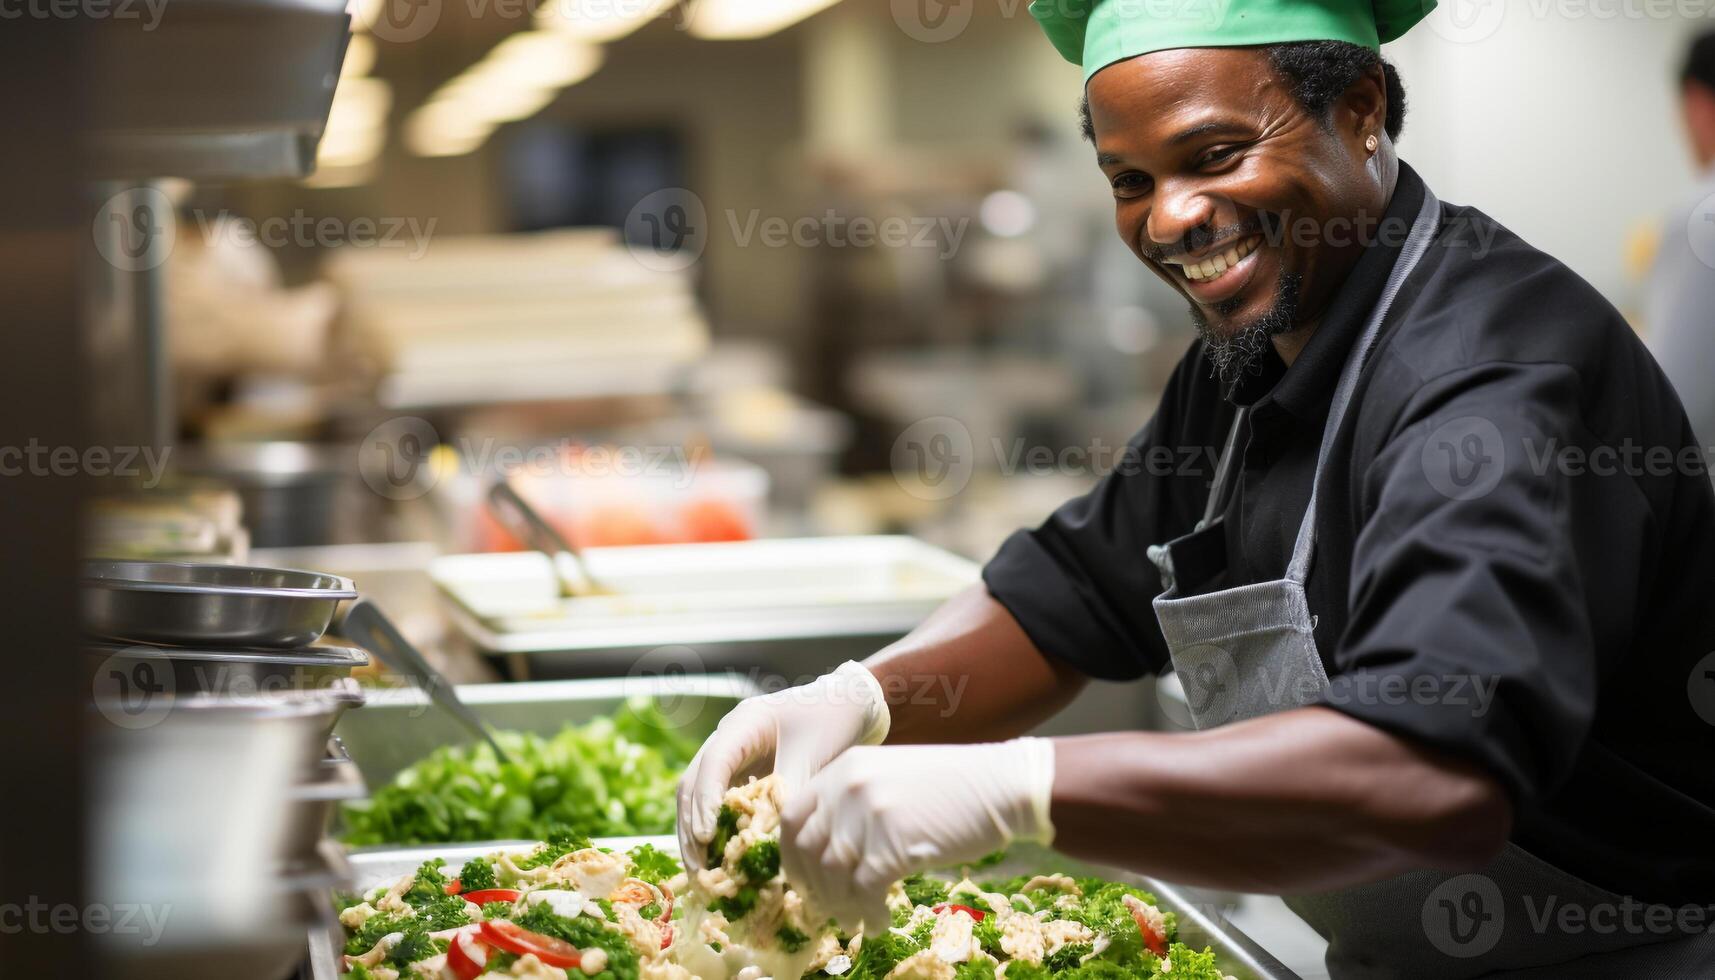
[444,879,462,896]
[447,927,490,980]
[480,920,582,969]
[931,903,988,921]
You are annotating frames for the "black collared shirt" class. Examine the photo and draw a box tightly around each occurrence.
[984,164,1715,907]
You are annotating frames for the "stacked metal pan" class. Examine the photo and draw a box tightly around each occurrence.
[81,559,372,980]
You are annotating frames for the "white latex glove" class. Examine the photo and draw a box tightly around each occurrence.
[678,661,890,870]
[780,738,1056,935]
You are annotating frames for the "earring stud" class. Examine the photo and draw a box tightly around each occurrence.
[1365,134,1379,153]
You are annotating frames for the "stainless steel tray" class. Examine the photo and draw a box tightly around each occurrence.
[85,641,370,697]
[332,673,760,793]
[431,536,977,652]
[84,559,358,647]
[305,836,1299,980]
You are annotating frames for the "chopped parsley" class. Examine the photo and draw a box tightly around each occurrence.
[627,843,681,885]
[706,803,741,867]
[458,856,498,892]
[710,884,759,920]
[402,861,449,904]
[776,924,810,952]
[901,874,949,908]
[516,829,594,870]
[737,839,780,883]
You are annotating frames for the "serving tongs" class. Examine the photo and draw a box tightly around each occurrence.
[336,598,511,764]
[485,479,602,597]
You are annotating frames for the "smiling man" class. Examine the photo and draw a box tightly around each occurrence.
[677,2,1715,977]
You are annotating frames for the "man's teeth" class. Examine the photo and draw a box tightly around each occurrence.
[1179,237,1258,282]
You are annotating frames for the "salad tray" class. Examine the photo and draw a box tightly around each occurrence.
[331,673,760,792]
[303,836,1300,980]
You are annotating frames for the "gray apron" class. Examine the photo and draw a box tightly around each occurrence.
[1149,187,1715,979]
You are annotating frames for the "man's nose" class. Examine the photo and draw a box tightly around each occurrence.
[1147,180,1217,253]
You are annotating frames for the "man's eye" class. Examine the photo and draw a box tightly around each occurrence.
[1197,145,1241,168]
[1111,172,1151,198]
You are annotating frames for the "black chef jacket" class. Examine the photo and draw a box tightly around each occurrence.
[984,164,1715,908]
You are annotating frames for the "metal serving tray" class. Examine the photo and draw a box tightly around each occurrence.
[305,836,1298,980]
[84,641,370,698]
[430,535,978,680]
[331,673,761,794]
[83,559,359,648]
[431,536,977,651]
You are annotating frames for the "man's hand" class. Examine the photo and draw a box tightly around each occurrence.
[677,661,890,870]
[779,739,1056,934]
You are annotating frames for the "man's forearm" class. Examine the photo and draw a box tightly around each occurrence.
[863,584,1087,744]
[1050,706,1513,893]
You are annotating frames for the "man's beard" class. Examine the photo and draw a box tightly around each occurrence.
[1190,271,1303,385]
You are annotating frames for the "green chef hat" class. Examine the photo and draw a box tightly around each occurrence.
[1034,0,1436,83]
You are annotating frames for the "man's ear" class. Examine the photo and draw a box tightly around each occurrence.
[1337,63,1389,143]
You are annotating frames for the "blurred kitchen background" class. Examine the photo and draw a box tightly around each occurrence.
[6,2,1714,976]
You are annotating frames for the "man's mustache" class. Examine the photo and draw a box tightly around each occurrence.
[1142,217,1269,264]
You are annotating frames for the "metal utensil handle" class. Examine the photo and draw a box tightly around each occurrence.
[338,599,511,764]
[485,480,596,594]
[487,480,577,554]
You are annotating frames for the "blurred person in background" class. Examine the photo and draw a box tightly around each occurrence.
[1647,29,1715,445]
[681,1,1715,977]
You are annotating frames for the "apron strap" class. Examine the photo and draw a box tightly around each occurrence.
[1285,186,1442,585]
